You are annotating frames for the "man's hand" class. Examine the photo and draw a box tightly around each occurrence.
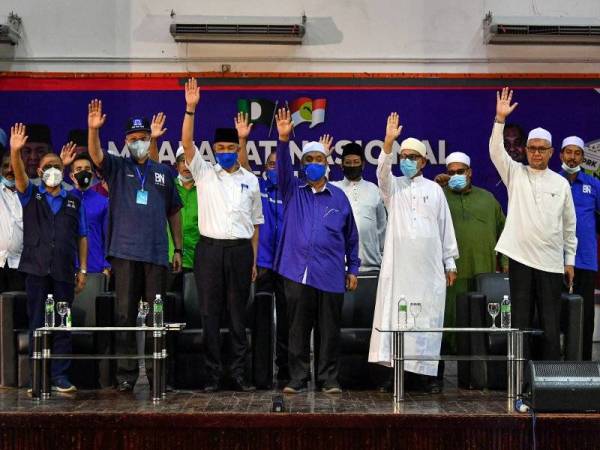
[75,272,87,294]
[346,274,358,291]
[234,111,253,140]
[495,87,519,123]
[434,173,450,187]
[185,78,200,110]
[151,112,167,139]
[319,134,334,156]
[60,141,77,167]
[383,112,402,154]
[172,252,182,273]
[10,123,28,152]
[252,265,258,283]
[565,265,575,289]
[446,271,457,287]
[275,108,293,142]
[88,99,107,129]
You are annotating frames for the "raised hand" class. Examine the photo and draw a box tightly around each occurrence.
[88,99,107,129]
[185,78,200,109]
[151,112,168,139]
[434,173,450,187]
[275,108,293,141]
[234,111,253,140]
[319,134,334,156]
[385,112,403,143]
[9,123,28,152]
[495,87,518,122]
[60,141,77,166]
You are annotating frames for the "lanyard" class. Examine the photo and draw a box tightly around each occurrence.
[135,165,148,191]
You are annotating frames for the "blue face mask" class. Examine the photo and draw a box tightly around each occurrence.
[400,159,419,178]
[215,152,238,169]
[266,169,278,185]
[304,163,327,182]
[0,176,15,188]
[448,174,468,191]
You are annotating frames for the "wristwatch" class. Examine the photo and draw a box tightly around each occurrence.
[174,249,183,255]
[79,269,87,275]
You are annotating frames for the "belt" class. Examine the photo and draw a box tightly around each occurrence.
[199,235,251,248]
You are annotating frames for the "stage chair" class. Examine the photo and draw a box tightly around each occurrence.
[457,272,584,390]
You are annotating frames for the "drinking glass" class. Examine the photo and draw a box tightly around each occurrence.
[57,302,69,328]
[138,301,150,327]
[488,302,500,328]
[409,302,422,328]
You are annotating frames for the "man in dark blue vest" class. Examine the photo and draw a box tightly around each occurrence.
[9,123,88,393]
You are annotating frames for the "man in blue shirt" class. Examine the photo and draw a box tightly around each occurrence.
[87,100,183,392]
[273,109,360,394]
[560,136,600,361]
[9,123,88,393]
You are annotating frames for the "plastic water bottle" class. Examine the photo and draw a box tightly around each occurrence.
[501,295,511,329]
[44,294,55,328]
[153,294,164,327]
[397,295,407,329]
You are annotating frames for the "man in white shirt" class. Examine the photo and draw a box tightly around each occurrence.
[0,151,25,292]
[490,88,577,360]
[369,112,459,394]
[182,79,264,392]
[331,142,387,273]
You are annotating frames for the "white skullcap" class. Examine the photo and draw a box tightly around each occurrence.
[301,141,327,158]
[176,145,198,160]
[561,136,584,150]
[446,152,471,167]
[399,138,426,157]
[527,127,552,145]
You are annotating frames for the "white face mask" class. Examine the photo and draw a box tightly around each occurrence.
[561,162,581,174]
[128,140,150,161]
[178,173,194,183]
[42,167,63,188]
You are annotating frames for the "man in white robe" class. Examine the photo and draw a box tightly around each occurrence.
[368,112,459,393]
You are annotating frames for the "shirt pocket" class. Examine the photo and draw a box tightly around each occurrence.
[539,189,563,220]
[323,208,344,233]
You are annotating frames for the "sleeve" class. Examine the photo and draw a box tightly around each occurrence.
[167,177,183,216]
[595,178,600,214]
[562,184,578,266]
[494,198,509,269]
[99,151,122,185]
[251,181,264,225]
[376,151,394,209]
[276,140,297,203]
[437,187,459,270]
[376,193,387,254]
[78,203,88,237]
[344,203,361,275]
[185,146,211,183]
[489,122,520,187]
[101,199,111,269]
[17,181,33,207]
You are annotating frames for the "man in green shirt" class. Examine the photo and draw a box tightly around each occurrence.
[168,146,200,291]
[435,152,507,355]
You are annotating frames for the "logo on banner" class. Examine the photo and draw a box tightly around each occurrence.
[289,97,327,128]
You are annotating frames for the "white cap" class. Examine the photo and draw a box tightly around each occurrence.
[175,145,198,160]
[446,152,471,167]
[527,127,552,145]
[399,137,426,157]
[561,136,584,150]
[301,141,327,158]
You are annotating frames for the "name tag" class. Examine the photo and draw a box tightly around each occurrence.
[136,190,148,206]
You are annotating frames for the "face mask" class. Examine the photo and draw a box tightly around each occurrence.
[127,140,150,161]
[561,162,581,175]
[178,173,194,183]
[304,163,327,182]
[400,159,419,178]
[215,152,238,169]
[74,170,93,190]
[266,169,278,185]
[42,167,63,188]
[448,174,468,191]
[0,176,15,188]
[343,165,362,181]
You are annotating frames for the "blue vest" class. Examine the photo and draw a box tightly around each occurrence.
[19,186,82,283]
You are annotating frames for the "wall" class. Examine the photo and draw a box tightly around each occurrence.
[1,0,600,73]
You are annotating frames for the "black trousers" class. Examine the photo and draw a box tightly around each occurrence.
[509,258,563,360]
[194,238,253,382]
[0,265,25,293]
[285,278,343,387]
[112,257,167,385]
[252,267,289,388]
[573,268,597,361]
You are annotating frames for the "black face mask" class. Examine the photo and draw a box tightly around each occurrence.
[74,170,93,189]
[343,165,363,181]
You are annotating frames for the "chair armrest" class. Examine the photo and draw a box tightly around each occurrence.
[0,292,25,386]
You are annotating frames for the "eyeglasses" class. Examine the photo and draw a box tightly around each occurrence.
[447,169,468,176]
[526,146,552,154]
[399,154,421,161]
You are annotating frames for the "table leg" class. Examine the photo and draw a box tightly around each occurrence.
[515,331,524,398]
[41,331,51,398]
[161,331,167,398]
[31,330,42,400]
[152,330,161,402]
[393,331,404,402]
[507,331,515,399]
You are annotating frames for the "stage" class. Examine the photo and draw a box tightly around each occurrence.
[0,364,599,450]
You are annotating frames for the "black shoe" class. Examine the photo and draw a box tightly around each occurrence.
[203,381,219,393]
[424,378,443,394]
[230,377,256,392]
[117,381,134,392]
[282,381,307,394]
[377,381,392,393]
[322,383,342,394]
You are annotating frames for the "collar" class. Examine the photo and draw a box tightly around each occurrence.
[216,163,242,175]
[559,169,583,183]
[300,181,332,194]
[342,177,363,186]
[39,183,67,198]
